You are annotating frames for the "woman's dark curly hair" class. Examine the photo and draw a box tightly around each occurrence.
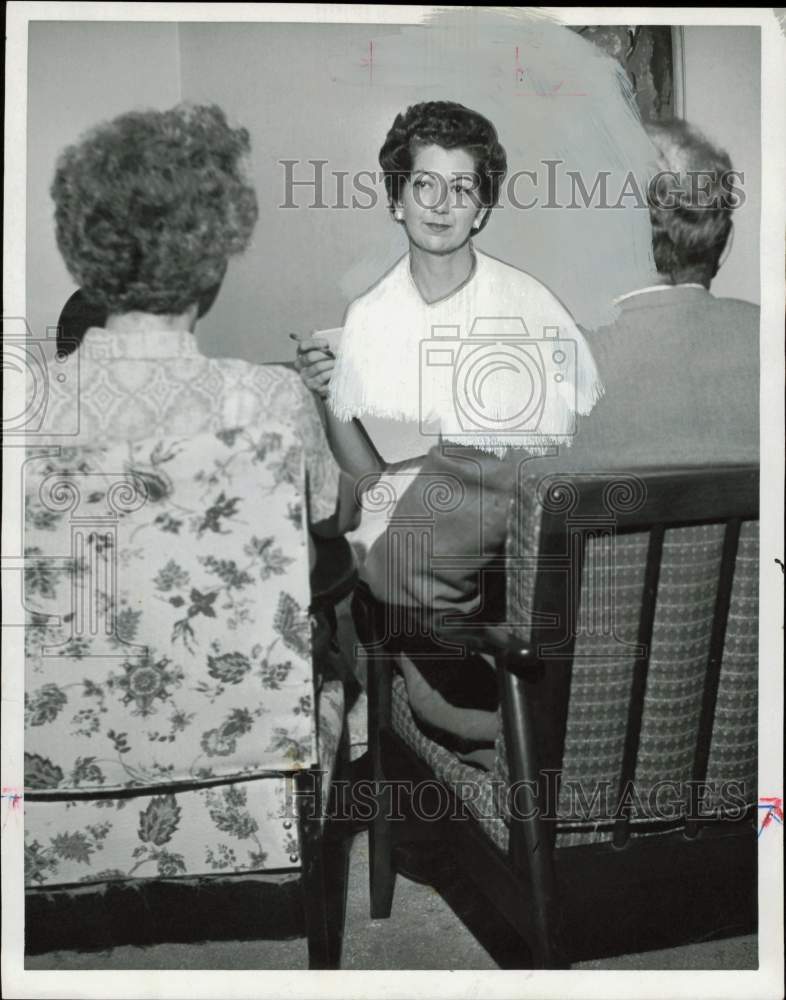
[379,101,507,233]
[51,103,258,315]
[646,120,736,285]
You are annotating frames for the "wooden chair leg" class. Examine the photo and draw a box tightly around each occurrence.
[366,644,396,919]
[297,768,345,969]
[499,669,566,968]
[369,805,395,919]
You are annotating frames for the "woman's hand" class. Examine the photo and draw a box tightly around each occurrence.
[291,332,384,481]
[291,333,335,400]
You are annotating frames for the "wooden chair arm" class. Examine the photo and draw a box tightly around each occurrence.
[427,619,536,676]
[352,581,535,676]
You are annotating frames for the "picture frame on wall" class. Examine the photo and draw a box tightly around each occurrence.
[572,25,686,121]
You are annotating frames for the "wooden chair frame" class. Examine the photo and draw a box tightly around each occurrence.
[356,465,759,967]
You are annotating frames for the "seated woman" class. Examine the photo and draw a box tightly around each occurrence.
[37,102,357,726]
[23,104,359,899]
[47,102,352,538]
[357,117,759,769]
[295,101,602,767]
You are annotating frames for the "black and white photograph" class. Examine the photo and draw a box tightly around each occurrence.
[2,4,784,997]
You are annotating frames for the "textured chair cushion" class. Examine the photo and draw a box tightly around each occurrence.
[387,484,759,855]
[506,481,759,845]
[389,673,510,853]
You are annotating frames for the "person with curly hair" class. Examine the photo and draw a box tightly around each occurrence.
[24,105,361,914]
[52,103,258,321]
[51,103,255,356]
[294,101,602,768]
[45,102,354,535]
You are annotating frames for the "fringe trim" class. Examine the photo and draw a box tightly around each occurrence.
[330,378,607,450]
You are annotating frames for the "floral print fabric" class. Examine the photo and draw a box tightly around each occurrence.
[24,678,343,887]
[24,328,345,885]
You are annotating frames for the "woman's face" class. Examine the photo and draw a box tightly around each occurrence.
[395,144,488,255]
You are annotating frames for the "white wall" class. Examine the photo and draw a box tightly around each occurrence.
[26,21,761,363]
[682,26,761,304]
[26,22,181,344]
[179,19,659,361]
[177,21,409,364]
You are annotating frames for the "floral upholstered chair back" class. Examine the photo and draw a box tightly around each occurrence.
[24,391,324,886]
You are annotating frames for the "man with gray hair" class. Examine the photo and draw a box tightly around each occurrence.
[536,118,758,473]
